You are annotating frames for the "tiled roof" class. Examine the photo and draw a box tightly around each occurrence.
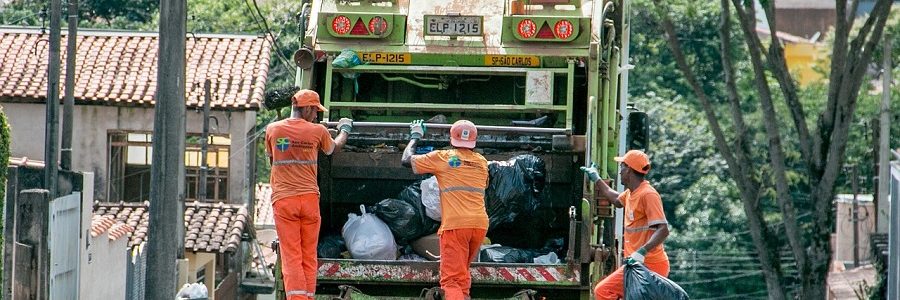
[94,201,250,253]
[254,183,274,228]
[90,215,134,241]
[0,28,270,110]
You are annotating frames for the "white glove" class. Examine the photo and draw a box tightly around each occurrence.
[337,118,353,133]
[630,247,647,264]
[409,119,426,140]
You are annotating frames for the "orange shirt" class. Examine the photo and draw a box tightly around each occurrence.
[412,149,489,233]
[620,180,669,264]
[265,118,335,202]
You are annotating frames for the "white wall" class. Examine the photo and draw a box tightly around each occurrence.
[1,102,257,204]
[80,233,129,300]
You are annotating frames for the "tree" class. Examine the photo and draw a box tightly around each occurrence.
[649,0,895,298]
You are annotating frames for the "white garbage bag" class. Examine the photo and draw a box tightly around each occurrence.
[533,252,560,264]
[176,283,208,299]
[420,177,442,221]
[342,205,398,260]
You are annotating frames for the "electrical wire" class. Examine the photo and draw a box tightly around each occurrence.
[242,0,294,71]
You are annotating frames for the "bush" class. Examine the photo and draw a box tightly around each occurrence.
[0,105,10,288]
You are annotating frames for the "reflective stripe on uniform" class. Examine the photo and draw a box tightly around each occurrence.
[440,186,485,194]
[624,226,657,233]
[286,289,309,296]
[272,159,318,166]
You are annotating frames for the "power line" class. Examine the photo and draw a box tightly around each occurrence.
[242,0,294,71]
[677,270,763,285]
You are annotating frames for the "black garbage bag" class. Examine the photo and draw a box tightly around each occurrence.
[485,154,548,229]
[369,184,440,244]
[624,260,690,300]
[479,246,541,263]
[317,235,346,259]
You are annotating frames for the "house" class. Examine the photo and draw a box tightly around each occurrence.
[94,201,252,299]
[755,28,827,85]
[772,0,836,39]
[0,27,270,206]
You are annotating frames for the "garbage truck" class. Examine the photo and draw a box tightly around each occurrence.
[265,0,643,298]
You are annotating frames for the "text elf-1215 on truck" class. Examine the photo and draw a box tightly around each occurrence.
[268,0,649,299]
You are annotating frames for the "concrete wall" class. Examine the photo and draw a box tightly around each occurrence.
[80,233,128,300]
[1,102,257,205]
[834,194,876,265]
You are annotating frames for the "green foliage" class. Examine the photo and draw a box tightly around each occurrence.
[0,105,10,287]
[264,86,301,110]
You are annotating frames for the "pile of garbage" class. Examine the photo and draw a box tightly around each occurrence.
[320,154,559,262]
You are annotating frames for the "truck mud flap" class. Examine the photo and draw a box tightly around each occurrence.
[318,259,582,287]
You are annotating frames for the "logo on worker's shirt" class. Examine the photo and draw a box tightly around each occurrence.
[448,155,462,168]
[276,137,290,152]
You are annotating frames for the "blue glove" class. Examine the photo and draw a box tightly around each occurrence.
[579,163,601,182]
[337,118,353,133]
[410,119,426,140]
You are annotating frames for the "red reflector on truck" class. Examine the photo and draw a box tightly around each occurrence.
[536,23,555,39]
[350,19,369,35]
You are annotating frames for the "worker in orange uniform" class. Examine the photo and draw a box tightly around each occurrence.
[265,89,353,300]
[581,149,670,300]
[401,119,489,300]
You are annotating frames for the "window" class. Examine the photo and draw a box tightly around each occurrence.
[108,131,231,202]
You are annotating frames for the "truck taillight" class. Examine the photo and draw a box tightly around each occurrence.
[536,23,555,39]
[332,15,351,35]
[369,16,389,35]
[517,19,536,38]
[350,19,369,35]
[554,20,573,39]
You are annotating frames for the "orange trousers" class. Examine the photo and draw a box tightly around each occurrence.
[594,259,670,300]
[439,228,487,300]
[273,194,321,300]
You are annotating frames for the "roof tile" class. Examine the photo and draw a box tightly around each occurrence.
[0,29,268,110]
[94,201,249,253]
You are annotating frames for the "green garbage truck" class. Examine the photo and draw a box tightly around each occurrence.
[267,0,642,298]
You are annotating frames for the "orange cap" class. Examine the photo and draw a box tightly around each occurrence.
[291,89,328,112]
[450,120,477,148]
[615,150,651,174]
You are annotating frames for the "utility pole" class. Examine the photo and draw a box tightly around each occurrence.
[877,35,891,233]
[852,166,859,267]
[44,0,61,199]
[145,0,186,295]
[884,36,897,300]
[199,80,211,202]
[61,0,78,171]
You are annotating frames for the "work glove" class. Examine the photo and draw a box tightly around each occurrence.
[337,118,354,133]
[626,247,647,264]
[579,163,601,183]
[410,119,426,140]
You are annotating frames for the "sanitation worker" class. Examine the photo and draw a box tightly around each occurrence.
[265,89,353,300]
[401,119,488,300]
[581,150,671,300]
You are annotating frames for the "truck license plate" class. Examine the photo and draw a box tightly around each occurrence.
[359,52,411,64]
[424,15,483,36]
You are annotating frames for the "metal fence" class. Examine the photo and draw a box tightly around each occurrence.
[126,242,148,300]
